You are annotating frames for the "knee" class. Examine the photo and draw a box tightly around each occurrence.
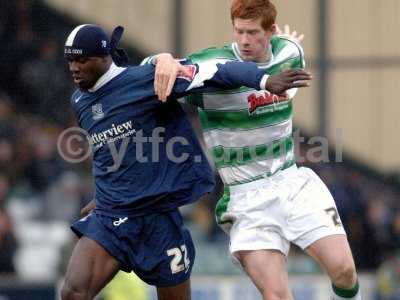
[61,282,88,300]
[331,260,358,288]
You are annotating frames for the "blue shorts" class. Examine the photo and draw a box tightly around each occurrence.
[71,209,195,287]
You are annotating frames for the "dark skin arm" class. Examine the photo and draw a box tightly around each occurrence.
[80,199,96,218]
[153,54,311,101]
[265,69,312,96]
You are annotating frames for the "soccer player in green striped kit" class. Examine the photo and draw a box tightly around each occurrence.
[150,0,361,299]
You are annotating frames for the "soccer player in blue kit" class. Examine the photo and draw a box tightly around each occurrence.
[60,24,311,300]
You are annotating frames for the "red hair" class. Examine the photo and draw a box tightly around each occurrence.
[231,0,277,31]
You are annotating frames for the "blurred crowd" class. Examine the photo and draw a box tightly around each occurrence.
[0,0,400,287]
[299,148,400,271]
[0,0,93,279]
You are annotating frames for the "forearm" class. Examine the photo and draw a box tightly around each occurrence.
[151,55,311,100]
[148,55,266,91]
[184,60,266,92]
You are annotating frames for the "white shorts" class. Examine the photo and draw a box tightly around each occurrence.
[215,165,346,256]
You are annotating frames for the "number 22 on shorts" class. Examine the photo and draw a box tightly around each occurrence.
[167,244,190,274]
[325,207,342,226]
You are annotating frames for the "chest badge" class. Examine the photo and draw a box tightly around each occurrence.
[92,103,105,120]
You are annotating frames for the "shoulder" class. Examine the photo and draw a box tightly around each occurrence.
[271,36,305,68]
[189,45,236,62]
[70,89,82,105]
[119,64,155,79]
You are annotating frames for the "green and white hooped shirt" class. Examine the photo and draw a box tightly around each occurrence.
[185,36,305,187]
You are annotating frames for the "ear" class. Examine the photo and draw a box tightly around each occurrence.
[270,24,277,34]
[101,55,112,64]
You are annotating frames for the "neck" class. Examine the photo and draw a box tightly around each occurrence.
[255,48,271,63]
[88,61,126,92]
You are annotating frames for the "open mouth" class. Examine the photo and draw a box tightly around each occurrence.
[73,77,84,84]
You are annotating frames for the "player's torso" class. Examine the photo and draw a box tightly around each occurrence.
[72,66,214,215]
[74,67,162,173]
[187,37,305,186]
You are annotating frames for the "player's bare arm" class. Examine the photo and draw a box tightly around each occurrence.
[154,53,192,102]
[153,54,311,100]
[265,69,312,96]
[80,199,96,218]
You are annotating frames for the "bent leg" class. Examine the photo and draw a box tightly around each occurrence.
[306,235,360,299]
[306,235,357,288]
[237,250,293,300]
[156,279,191,300]
[61,237,121,300]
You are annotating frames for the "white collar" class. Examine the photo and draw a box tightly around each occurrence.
[88,62,127,92]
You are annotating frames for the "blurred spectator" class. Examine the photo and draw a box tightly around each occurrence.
[0,173,10,209]
[0,209,18,275]
[389,212,400,251]
[377,253,400,300]
[0,92,14,124]
[25,128,66,193]
[43,171,83,222]
[0,136,19,183]
[0,1,38,108]
[0,173,18,275]
[20,38,73,125]
[346,211,382,270]
[366,197,392,247]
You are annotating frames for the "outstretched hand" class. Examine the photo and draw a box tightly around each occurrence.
[154,53,192,102]
[265,69,312,96]
[275,24,305,43]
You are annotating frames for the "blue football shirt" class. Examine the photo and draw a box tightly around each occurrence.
[70,59,266,216]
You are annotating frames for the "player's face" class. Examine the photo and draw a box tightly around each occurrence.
[68,56,109,90]
[233,18,275,63]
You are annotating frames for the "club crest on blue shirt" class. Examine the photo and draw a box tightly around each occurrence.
[92,103,104,120]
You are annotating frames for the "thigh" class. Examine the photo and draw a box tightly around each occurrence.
[156,279,191,300]
[306,234,356,277]
[220,184,291,256]
[237,249,292,299]
[288,168,346,249]
[63,236,121,298]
